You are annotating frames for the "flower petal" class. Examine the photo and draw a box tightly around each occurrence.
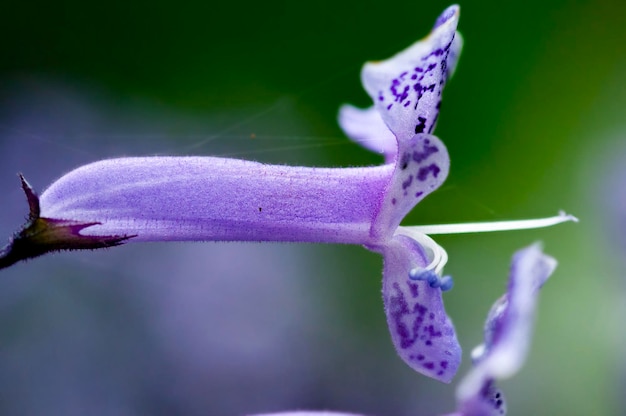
[337,104,397,163]
[371,134,450,241]
[361,5,462,142]
[455,244,557,415]
[377,234,461,383]
[454,380,507,416]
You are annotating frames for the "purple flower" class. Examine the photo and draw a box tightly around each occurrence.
[0,5,574,384]
[446,243,556,416]
[250,244,558,416]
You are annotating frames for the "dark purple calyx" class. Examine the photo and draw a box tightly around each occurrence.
[0,175,134,270]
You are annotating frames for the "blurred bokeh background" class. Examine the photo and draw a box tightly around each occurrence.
[0,0,624,415]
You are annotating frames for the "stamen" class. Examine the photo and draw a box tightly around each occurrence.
[439,275,454,291]
[406,211,578,235]
[398,212,576,293]
[408,269,454,291]
[409,268,438,283]
[397,228,449,275]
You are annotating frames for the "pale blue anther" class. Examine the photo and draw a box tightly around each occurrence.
[439,275,454,291]
[408,268,454,292]
[428,273,442,288]
[409,268,437,282]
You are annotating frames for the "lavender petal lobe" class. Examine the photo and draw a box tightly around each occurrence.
[379,234,461,383]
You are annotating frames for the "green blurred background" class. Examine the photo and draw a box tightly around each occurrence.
[1,0,625,415]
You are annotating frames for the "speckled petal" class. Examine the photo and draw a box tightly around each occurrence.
[371,134,449,241]
[455,244,557,415]
[452,380,507,416]
[361,5,462,142]
[377,234,461,383]
[338,104,397,162]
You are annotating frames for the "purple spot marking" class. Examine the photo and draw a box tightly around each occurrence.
[414,303,427,315]
[413,140,439,163]
[415,191,423,198]
[479,381,506,414]
[428,112,439,133]
[414,116,427,134]
[391,197,396,205]
[400,152,410,170]
[389,283,431,350]
[425,324,443,338]
[425,340,432,346]
[423,362,435,370]
[389,282,413,349]
[422,46,447,62]
[385,52,448,119]
[440,361,448,369]
[417,354,424,361]
[402,175,413,190]
[434,6,456,29]
[417,164,441,181]
[409,281,419,298]
[400,87,409,102]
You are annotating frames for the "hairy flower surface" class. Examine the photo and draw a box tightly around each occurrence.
[0,4,574,384]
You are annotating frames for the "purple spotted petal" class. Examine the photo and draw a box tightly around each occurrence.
[452,381,507,416]
[454,244,557,416]
[371,134,450,240]
[376,234,460,383]
[361,5,462,142]
[39,157,394,244]
[433,4,460,30]
[338,104,397,163]
[343,7,458,241]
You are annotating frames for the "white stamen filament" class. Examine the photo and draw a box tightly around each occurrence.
[397,211,578,279]
[406,211,578,235]
[396,227,449,275]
